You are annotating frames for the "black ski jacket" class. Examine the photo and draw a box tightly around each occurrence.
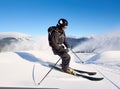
[49,26,70,54]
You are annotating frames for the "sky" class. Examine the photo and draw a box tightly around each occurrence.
[0,0,120,37]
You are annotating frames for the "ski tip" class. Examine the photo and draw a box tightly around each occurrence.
[88,77,104,81]
[101,77,104,80]
[96,77,104,81]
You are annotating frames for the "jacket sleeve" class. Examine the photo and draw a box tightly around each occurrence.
[63,33,70,48]
[51,32,66,53]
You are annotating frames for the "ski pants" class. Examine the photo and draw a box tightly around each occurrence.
[57,52,71,71]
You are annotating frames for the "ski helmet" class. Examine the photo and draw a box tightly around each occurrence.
[58,18,68,27]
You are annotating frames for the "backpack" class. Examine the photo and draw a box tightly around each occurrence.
[48,26,57,46]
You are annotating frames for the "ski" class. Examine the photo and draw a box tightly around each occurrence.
[53,64,96,75]
[75,73,104,81]
[49,64,104,81]
[70,67,96,76]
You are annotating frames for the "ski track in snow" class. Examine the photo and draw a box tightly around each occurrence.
[91,64,120,89]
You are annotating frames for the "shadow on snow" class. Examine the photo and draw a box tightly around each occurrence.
[15,52,54,67]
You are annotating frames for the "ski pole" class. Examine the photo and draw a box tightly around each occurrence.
[38,58,61,85]
[70,48,84,64]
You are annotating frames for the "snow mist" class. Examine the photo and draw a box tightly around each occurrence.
[0,35,50,52]
[74,31,120,53]
[1,30,120,53]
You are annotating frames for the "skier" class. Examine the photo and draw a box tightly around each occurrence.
[48,18,73,74]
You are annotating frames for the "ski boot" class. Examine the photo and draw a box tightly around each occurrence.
[65,68,76,75]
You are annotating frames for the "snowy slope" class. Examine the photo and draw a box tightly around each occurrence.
[0,50,120,89]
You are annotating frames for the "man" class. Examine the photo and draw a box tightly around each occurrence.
[48,18,73,73]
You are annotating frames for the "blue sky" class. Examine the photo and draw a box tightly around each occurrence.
[0,0,120,37]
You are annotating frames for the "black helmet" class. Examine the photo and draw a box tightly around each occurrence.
[58,18,68,27]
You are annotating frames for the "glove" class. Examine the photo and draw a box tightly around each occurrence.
[59,46,70,53]
[65,48,69,53]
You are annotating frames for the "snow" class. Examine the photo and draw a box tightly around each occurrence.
[0,50,120,89]
[0,32,120,89]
